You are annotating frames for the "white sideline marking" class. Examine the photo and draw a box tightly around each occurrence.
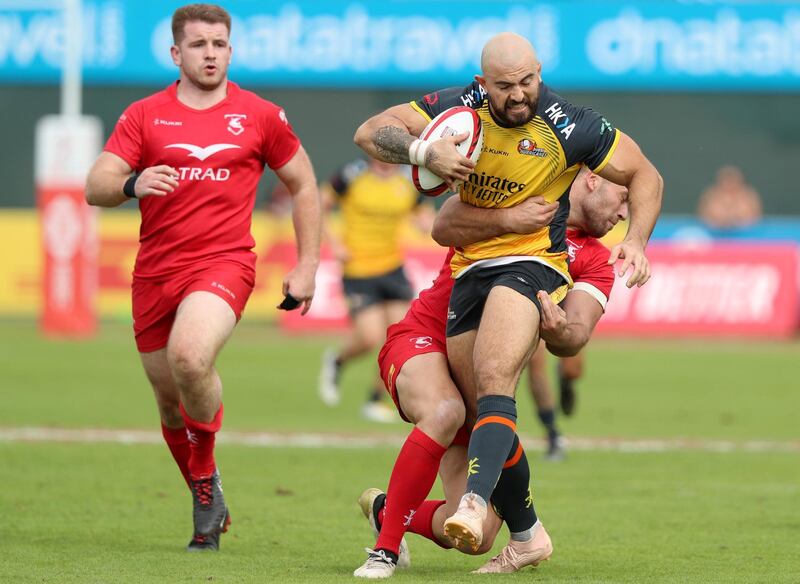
[0,427,798,453]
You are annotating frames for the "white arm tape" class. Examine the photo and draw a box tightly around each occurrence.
[408,139,430,167]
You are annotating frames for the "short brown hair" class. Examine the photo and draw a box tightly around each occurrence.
[171,4,231,43]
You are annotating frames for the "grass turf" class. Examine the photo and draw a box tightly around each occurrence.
[2,320,799,582]
[1,320,798,441]
[3,444,798,583]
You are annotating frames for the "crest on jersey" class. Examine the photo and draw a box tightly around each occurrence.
[410,336,432,349]
[225,113,247,136]
[566,237,583,261]
[517,138,547,158]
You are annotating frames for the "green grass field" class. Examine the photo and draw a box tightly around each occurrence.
[2,320,799,583]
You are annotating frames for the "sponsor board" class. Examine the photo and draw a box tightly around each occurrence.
[2,2,800,90]
[1,212,797,336]
[599,244,799,338]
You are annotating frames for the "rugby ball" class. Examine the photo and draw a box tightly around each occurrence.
[411,106,483,197]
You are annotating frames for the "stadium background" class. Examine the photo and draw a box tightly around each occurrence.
[1,1,798,583]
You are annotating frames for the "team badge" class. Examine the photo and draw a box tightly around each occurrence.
[517,138,547,157]
[566,237,583,261]
[410,336,432,349]
[225,113,247,136]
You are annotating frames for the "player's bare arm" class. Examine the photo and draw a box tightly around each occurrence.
[431,194,558,247]
[275,145,321,315]
[597,131,663,288]
[319,183,350,263]
[354,104,428,162]
[85,152,179,208]
[537,290,604,357]
[354,103,475,189]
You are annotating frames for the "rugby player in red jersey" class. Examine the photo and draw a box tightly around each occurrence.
[84,4,320,551]
[353,168,629,577]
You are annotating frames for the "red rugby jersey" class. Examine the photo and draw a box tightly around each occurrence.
[105,81,300,279]
[564,230,615,310]
[399,230,614,339]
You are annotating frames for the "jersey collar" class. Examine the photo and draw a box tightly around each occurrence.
[166,80,240,113]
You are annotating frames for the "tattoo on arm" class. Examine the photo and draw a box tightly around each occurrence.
[374,126,415,163]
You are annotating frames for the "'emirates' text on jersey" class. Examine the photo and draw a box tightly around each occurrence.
[105,81,300,279]
[412,82,620,280]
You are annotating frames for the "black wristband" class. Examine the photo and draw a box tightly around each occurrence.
[123,173,139,198]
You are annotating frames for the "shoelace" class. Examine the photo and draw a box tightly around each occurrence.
[491,545,521,569]
[192,478,214,506]
[364,548,395,567]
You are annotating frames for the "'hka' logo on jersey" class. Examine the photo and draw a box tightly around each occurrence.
[164,143,240,181]
[545,102,576,140]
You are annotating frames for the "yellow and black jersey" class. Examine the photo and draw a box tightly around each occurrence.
[329,159,423,278]
[412,82,620,281]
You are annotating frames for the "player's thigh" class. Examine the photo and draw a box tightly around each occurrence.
[383,299,410,327]
[446,330,479,423]
[350,304,390,348]
[168,291,237,370]
[396,352,465,439]
[473,285,541,393]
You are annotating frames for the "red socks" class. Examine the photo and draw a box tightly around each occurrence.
[376,427,447,554]
[180,403,223,480]
[161,423,191,488]
[377,500,448,549]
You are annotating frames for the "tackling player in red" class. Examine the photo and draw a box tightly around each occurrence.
[84,4,321,551]
[353,167,630,577]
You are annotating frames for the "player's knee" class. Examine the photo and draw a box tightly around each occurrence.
[420,396,465,444]
[167,344,211,384]
[474,364,517,394]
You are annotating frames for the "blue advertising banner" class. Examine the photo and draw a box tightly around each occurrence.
[1,1,800,90]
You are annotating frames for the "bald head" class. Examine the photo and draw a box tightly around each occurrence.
[480,32,538,76]
[475,33,542,127]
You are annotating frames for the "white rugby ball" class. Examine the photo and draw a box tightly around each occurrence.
[411,106,483,197]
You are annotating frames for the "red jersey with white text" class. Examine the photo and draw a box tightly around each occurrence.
[104,81,300,279]
[390,230,614,343]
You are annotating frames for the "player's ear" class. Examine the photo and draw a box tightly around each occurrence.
[170,44,181,67]
[585,170,598,191]
[474,74,486,89]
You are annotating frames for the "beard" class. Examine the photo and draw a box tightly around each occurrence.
[582,199,615,238]
[489,93,538,127]
[185,63,227,91]
[583,217,610,239]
